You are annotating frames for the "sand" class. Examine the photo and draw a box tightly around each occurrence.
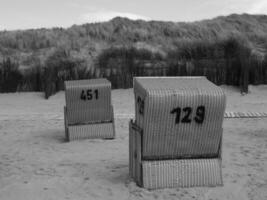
[0,85,266,200]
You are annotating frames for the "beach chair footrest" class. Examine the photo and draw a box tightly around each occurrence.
[66,122,115,141]
[141,158,222,189]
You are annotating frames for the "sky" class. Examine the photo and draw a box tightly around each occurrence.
[0,0,267,30]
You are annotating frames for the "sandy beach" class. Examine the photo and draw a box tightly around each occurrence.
[0,85,266,200]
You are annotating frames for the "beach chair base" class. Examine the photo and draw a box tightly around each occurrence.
[129,120,223,189]
[64,107,115,141]
[141,158,222,189]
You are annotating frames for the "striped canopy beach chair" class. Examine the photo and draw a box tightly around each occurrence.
[129,77,226,189]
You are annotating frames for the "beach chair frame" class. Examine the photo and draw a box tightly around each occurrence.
[129,77,225,189]
[64,79,115,141]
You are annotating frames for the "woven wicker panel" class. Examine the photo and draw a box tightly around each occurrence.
[64,106,69,141]
[129,120,142,185]
[129,120,134,179]
[65,79,112,123]
[133,77,226,159]
[142,158,222,189]
[68,122,115,141]
[135,125,142,186]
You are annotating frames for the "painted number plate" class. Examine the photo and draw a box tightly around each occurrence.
[170,106,205,124]
[80,89,99,101]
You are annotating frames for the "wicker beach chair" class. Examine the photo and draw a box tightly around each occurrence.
[64,79,115,141]
[129,77,226,189]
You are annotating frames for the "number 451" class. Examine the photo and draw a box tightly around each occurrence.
[170,106,205,124]
[80,89,99,100]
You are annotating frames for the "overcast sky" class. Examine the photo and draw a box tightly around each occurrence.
[0,0,267,30]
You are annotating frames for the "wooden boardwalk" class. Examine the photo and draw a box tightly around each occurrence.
[223,111,267,118]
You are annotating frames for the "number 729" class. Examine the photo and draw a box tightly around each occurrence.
[170,106,205,124]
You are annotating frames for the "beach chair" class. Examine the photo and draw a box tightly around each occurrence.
[129,77,226,189]
[64,79,115,141]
